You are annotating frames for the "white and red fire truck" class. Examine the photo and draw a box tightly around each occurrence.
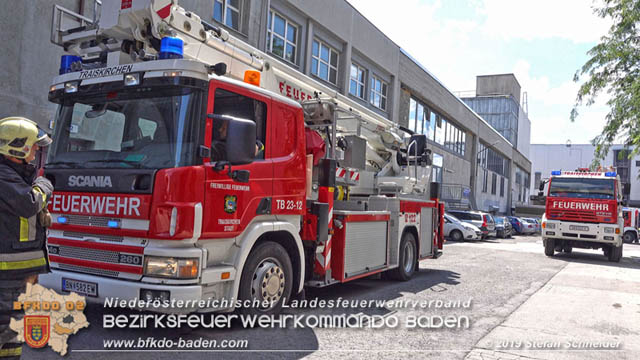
[622,207,639,243]
[39,0,445,313]
[540,170,626,262]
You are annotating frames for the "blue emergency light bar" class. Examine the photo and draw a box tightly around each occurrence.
[59,55,82,75]
[57,216,68,224]
[605,172,616,177]
[107,220,121,229]
[159,37,184,59]
[551,171,561,175]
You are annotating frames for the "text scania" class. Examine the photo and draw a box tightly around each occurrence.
[552,201,610,211]
[68,175,113,188]
[51,194,141,216]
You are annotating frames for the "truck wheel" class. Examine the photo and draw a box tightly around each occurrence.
[544,238,555,256]
[607,244,623,262]
[390,232,417,281]
[623,231,635,244]
[238,241,293,315]
[451,230,463,242]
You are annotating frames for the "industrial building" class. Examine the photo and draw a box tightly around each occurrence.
[0,0,532,214]
[530,144,639,206]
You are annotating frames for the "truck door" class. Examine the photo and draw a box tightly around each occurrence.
[202,81,273,237]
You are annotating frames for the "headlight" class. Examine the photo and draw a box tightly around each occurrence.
[144,257,199,279]
[603,227,615,234]
[545,223,555,229]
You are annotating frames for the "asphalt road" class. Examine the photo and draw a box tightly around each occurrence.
[23,234,640,360]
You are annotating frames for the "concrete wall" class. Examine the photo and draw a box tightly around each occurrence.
[517,105,531,159]
[0,0,80,130]
[476,74,521,104]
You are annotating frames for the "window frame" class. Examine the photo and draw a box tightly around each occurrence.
[213,0,242,31]
[267,10,298,64]
[349,63,366,99]
[311,39,339,85]
[369,74,388,111]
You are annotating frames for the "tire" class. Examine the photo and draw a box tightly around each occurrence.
[390,232,418,281]
[451,230,463,242]
[544,238,555,256]
[607,244,623,262]
[238,241,293,315]
[623,231,636,244]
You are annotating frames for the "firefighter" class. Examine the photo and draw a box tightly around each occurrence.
[0,117,53,360]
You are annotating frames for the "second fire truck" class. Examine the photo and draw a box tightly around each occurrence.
[539,170,627,262]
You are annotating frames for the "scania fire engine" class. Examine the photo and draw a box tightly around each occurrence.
[539,170,626,262]
[39,0,445,313]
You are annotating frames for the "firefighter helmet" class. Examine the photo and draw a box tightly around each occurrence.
[0,117,52,159]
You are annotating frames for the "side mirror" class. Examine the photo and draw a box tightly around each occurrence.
[538,179,546,192]
[208,114,256,165]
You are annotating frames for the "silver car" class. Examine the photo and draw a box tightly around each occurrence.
[448,210,497,239]
[444,213,482,241]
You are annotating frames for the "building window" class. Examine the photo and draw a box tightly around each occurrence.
[534,172,541,190]
[636,160,640,167]
[370,75,387,110]
[214,0,241,30]
[482,169,488,193]
[349,64,365,99]
[500,176,505,197]
[491,173,497,195]
[267,10,297,64]
[432,153,443,183]
[311,40,338,85]
[435,116,445,145]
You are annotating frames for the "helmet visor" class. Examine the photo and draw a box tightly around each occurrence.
[36,128,52,147]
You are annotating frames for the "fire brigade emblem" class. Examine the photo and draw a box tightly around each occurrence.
[224,195,237,214]
[24,316,50,348]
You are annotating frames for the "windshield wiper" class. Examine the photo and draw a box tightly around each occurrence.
[46,161,84,168]
[83,159,143,168]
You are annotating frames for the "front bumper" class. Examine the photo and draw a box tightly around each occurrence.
[542,220,620,244]
[39,270,230,313]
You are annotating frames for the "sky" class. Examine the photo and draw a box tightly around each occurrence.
[346,0,612,145]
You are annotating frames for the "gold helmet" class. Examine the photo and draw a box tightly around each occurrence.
[0,117,52,159]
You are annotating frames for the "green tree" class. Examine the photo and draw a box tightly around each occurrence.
[572,0,640,166]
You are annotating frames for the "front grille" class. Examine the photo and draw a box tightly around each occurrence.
[56,263,119,278]
[580,234,597,239]
[57,245,120,264]
[63,214,116,227]
[562,232,578,238]
[549,210,598,223]
[62,231,124,243]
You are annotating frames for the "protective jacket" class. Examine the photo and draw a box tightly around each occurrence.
[0,157,48,279]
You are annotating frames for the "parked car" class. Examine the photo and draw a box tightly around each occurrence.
[524,218,541,233]
[518,218,537,235]
[494,216,512,238]
[508,216,527,235]
[444,213,482,241]
[448,210,496,238]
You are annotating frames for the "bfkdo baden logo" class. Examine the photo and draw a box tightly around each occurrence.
[24,316,50,348]
[10,283,89,356]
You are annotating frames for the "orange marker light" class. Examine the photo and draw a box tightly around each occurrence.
[221,272,230,280]
[244,70,261,86]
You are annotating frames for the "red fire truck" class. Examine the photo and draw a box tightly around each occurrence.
[622,207,639,243]
[540,170,627,262]
[39,0,445,314]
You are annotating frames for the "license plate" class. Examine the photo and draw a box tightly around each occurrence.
[569,225,589,231]
[62,278,98,297]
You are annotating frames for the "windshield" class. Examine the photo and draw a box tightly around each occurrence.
[548,177,615,200]
[494,217,504,224]
[47,88,203,169]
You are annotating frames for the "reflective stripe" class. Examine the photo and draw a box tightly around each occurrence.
[32,186,47,210]
[0,346,21,357]
[19,217,28,242]
[0,250,44,262]
[0,257,46,271]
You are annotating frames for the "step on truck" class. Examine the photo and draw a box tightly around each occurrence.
[39,0,445,314]
[538,169,628,262]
